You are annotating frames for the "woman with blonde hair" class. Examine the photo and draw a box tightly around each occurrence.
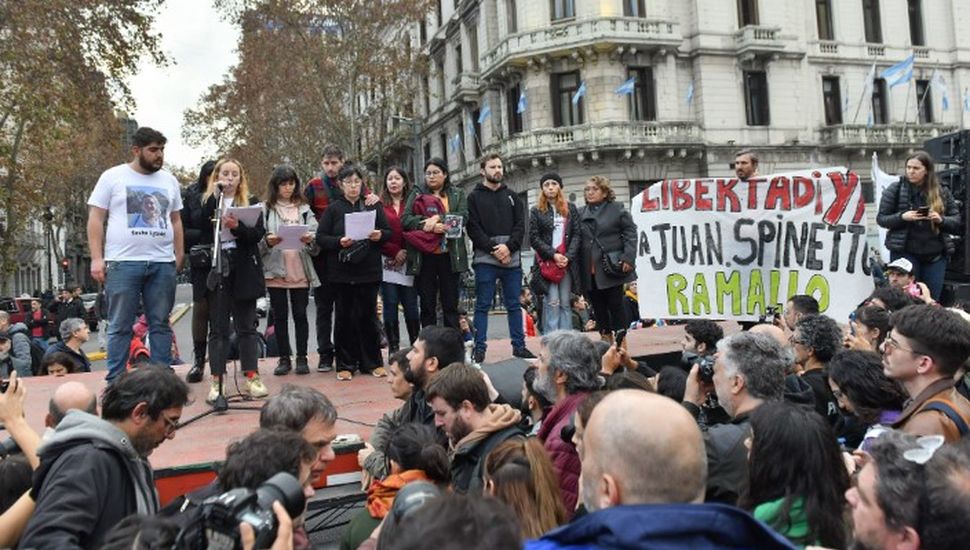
[198,157,268,402]
[877,150,960,300]
[484,437,567,540]
[529,172,580,333]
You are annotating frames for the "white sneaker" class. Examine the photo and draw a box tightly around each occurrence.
[206,379,221,404]
[246,374,269,398]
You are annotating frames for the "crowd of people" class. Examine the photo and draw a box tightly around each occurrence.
[3,132,970,548]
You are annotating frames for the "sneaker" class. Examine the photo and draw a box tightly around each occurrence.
[186,363,204,383]
[473,348,486,364]
[512,347,537,360]
[274,357,292,376]
[294,356,309,375]
[206,379,221,404]
[336,370,353,381]
[371,367,387,378]
[317,352,334,373]
[246,374,269,398]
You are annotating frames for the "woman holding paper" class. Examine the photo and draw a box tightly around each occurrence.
[380,166,420,352]
[877,150,960,301]
[402,158,469,330]
[261,165,319,376]
[199,157,269,402]
[316,164,391,381]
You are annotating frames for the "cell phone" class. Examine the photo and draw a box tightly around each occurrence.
[614,329,627,348]
[917,206,930,216]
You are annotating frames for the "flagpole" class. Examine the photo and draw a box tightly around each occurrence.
[902,79,913,127]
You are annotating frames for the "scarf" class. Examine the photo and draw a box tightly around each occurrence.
[365,469,430,518]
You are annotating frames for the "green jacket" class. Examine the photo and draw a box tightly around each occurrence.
[401,183,469,276]
[753,497,813,549]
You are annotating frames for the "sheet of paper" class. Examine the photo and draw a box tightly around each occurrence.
[277,224,309,250]
[345,210,376,241]
[382,258,414,287]
[220,205,263,241]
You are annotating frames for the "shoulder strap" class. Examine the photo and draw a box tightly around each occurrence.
[923,401,970,437]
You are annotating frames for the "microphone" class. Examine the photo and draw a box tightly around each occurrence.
[216,181,226,191]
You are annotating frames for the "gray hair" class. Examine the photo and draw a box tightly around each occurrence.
[867,430,923,532]
[259,385,337,432]
[59,318,86,341]
[735,149,759,165]
[794,314,843,363]
[540,330,602,394]
[0,310,9,323]
[716,332,785,401]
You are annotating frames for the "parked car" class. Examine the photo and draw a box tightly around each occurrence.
[80,292,99,330]
[0,296,33,325]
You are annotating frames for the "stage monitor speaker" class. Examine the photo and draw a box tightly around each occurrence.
[481,358,530,410]
[925,132,970,280]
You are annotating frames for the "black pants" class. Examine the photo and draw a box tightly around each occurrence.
[191,294,210,359]
[313,282,336,355]
[587,283,627,334]
[207,285,258,376]
[334,281,382,373]
[416,253,460,329]
[268,287,310,358]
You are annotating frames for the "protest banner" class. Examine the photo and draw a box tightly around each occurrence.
[632,168,874,322]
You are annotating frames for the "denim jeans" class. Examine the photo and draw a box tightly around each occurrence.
[891,252,947,301]
[31,337,49,353]
[543,272,573,333]
[104,261,176,382]
[473,263,524,350]
[381,282,419,327]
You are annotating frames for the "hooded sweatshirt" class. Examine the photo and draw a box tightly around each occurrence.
[466,182,526,264]
[21,410,159,550]
[450,403,524,494]
[0,321,32,376]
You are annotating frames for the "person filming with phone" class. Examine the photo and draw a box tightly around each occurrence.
[877,151,960,302]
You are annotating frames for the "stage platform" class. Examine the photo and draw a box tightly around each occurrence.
[4,324,706,506]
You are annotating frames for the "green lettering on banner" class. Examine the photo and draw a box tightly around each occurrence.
[715,271,742,316]
[786,270,800,298]
[768,270,782,308]
[746,270,766,315]
[667,274,688,315]
[692,273,711,316]
[805,274,830,312]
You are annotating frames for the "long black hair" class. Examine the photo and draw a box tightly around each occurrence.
[853,305,891,349]
[381,165,412,204]
[264,164,304,208]
[829,350,907,425]
[385,423,450,484]
[741,401,849,548]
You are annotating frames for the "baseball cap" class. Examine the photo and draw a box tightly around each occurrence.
[886,258,914,274]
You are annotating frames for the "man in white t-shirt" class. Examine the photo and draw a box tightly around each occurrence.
[86,127,185,383]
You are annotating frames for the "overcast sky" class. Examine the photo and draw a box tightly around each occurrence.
[129,0,239,172]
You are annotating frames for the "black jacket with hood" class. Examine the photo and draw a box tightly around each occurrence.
[466,182,526,260]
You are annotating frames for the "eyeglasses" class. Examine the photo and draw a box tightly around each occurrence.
[341,179,363,187]
[883,335,926,356]
[161,415,180,435]
[425,170,444,177]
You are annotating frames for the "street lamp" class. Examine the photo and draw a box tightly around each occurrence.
[43,206,53,292]
[392,115,422,185]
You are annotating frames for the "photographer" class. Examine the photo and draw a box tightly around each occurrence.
[884,258,935,304]
[683,332,786,505]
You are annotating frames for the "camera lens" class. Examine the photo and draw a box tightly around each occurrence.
[256,472,306,519]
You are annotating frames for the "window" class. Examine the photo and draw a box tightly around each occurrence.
[439,132,448,159]
[436,0,442,27]
[862,0,882,44]
[822,76,843,125]
[507,83,523,135]
[871,78,888,124]
[551,0,575,22]
[815,0,834,40]
[423,77,431,115]
[436,59,446,101]
[627,67,656,121]
[424,142,432,166]
[908,0,924,46]
[457,119,467,167]
[737,0,759,26]
[471,109,483,157]
[468,25,479,72]
[507,0,517,33]
[916,79,933,123]
[743,71,770,126]
[455,44,463,75]
[624,0,646,17]
[552,71,583,127]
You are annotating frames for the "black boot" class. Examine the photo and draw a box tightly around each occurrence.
[405,318,421,346]
[386,320,400,353]
[186,341,206,383]
[274,356,292,376]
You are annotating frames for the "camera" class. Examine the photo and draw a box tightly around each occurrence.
[200,472,305,550]
[697,355,716,384]
[0,437,20,458]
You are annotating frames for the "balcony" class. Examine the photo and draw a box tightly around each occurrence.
[451,73,481,102]
[480,16,681,80]
[499,121,701,159]
[819,124,958,148]
[735,25,790,59]
[812,40,839,56]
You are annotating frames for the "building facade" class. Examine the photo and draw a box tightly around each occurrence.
[410,0,967,211]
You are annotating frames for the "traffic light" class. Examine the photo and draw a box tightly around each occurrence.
[61,258,69,271]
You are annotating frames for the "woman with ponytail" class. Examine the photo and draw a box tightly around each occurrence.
[484,437,567,540]
[877,150,960,300]
[341,423,450,550]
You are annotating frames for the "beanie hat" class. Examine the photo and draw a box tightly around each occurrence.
[539,172,563,188]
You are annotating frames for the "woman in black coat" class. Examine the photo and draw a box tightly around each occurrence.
[578,175,637,344]
[199,157,268,402]
[529,172,580,333]
[876,150,960,301]
[316,164,391,380]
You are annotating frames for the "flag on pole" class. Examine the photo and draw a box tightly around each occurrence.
[449,133,462,154]
[964,88,970,112]
[477,102,491,124]
[615,77,636,95]
[854,63,876,125]
[685,81,695,105]
[572,81,586,105]
[880,54,915,88]
[516,91,527,114]
[930,70,950,111]
[466,114,476,136]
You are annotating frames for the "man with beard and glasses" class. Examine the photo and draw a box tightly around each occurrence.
[466,153,535,363]
[87,127,184,385]
[533,330,602,514]
[20,366,190,549]
[425,362,523,494]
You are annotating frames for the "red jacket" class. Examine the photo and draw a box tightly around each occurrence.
[538,391,588,515]
[380,200,406,258]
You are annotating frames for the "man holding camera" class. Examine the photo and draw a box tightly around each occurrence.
[683,332,786,504]
[20,366,190,549]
